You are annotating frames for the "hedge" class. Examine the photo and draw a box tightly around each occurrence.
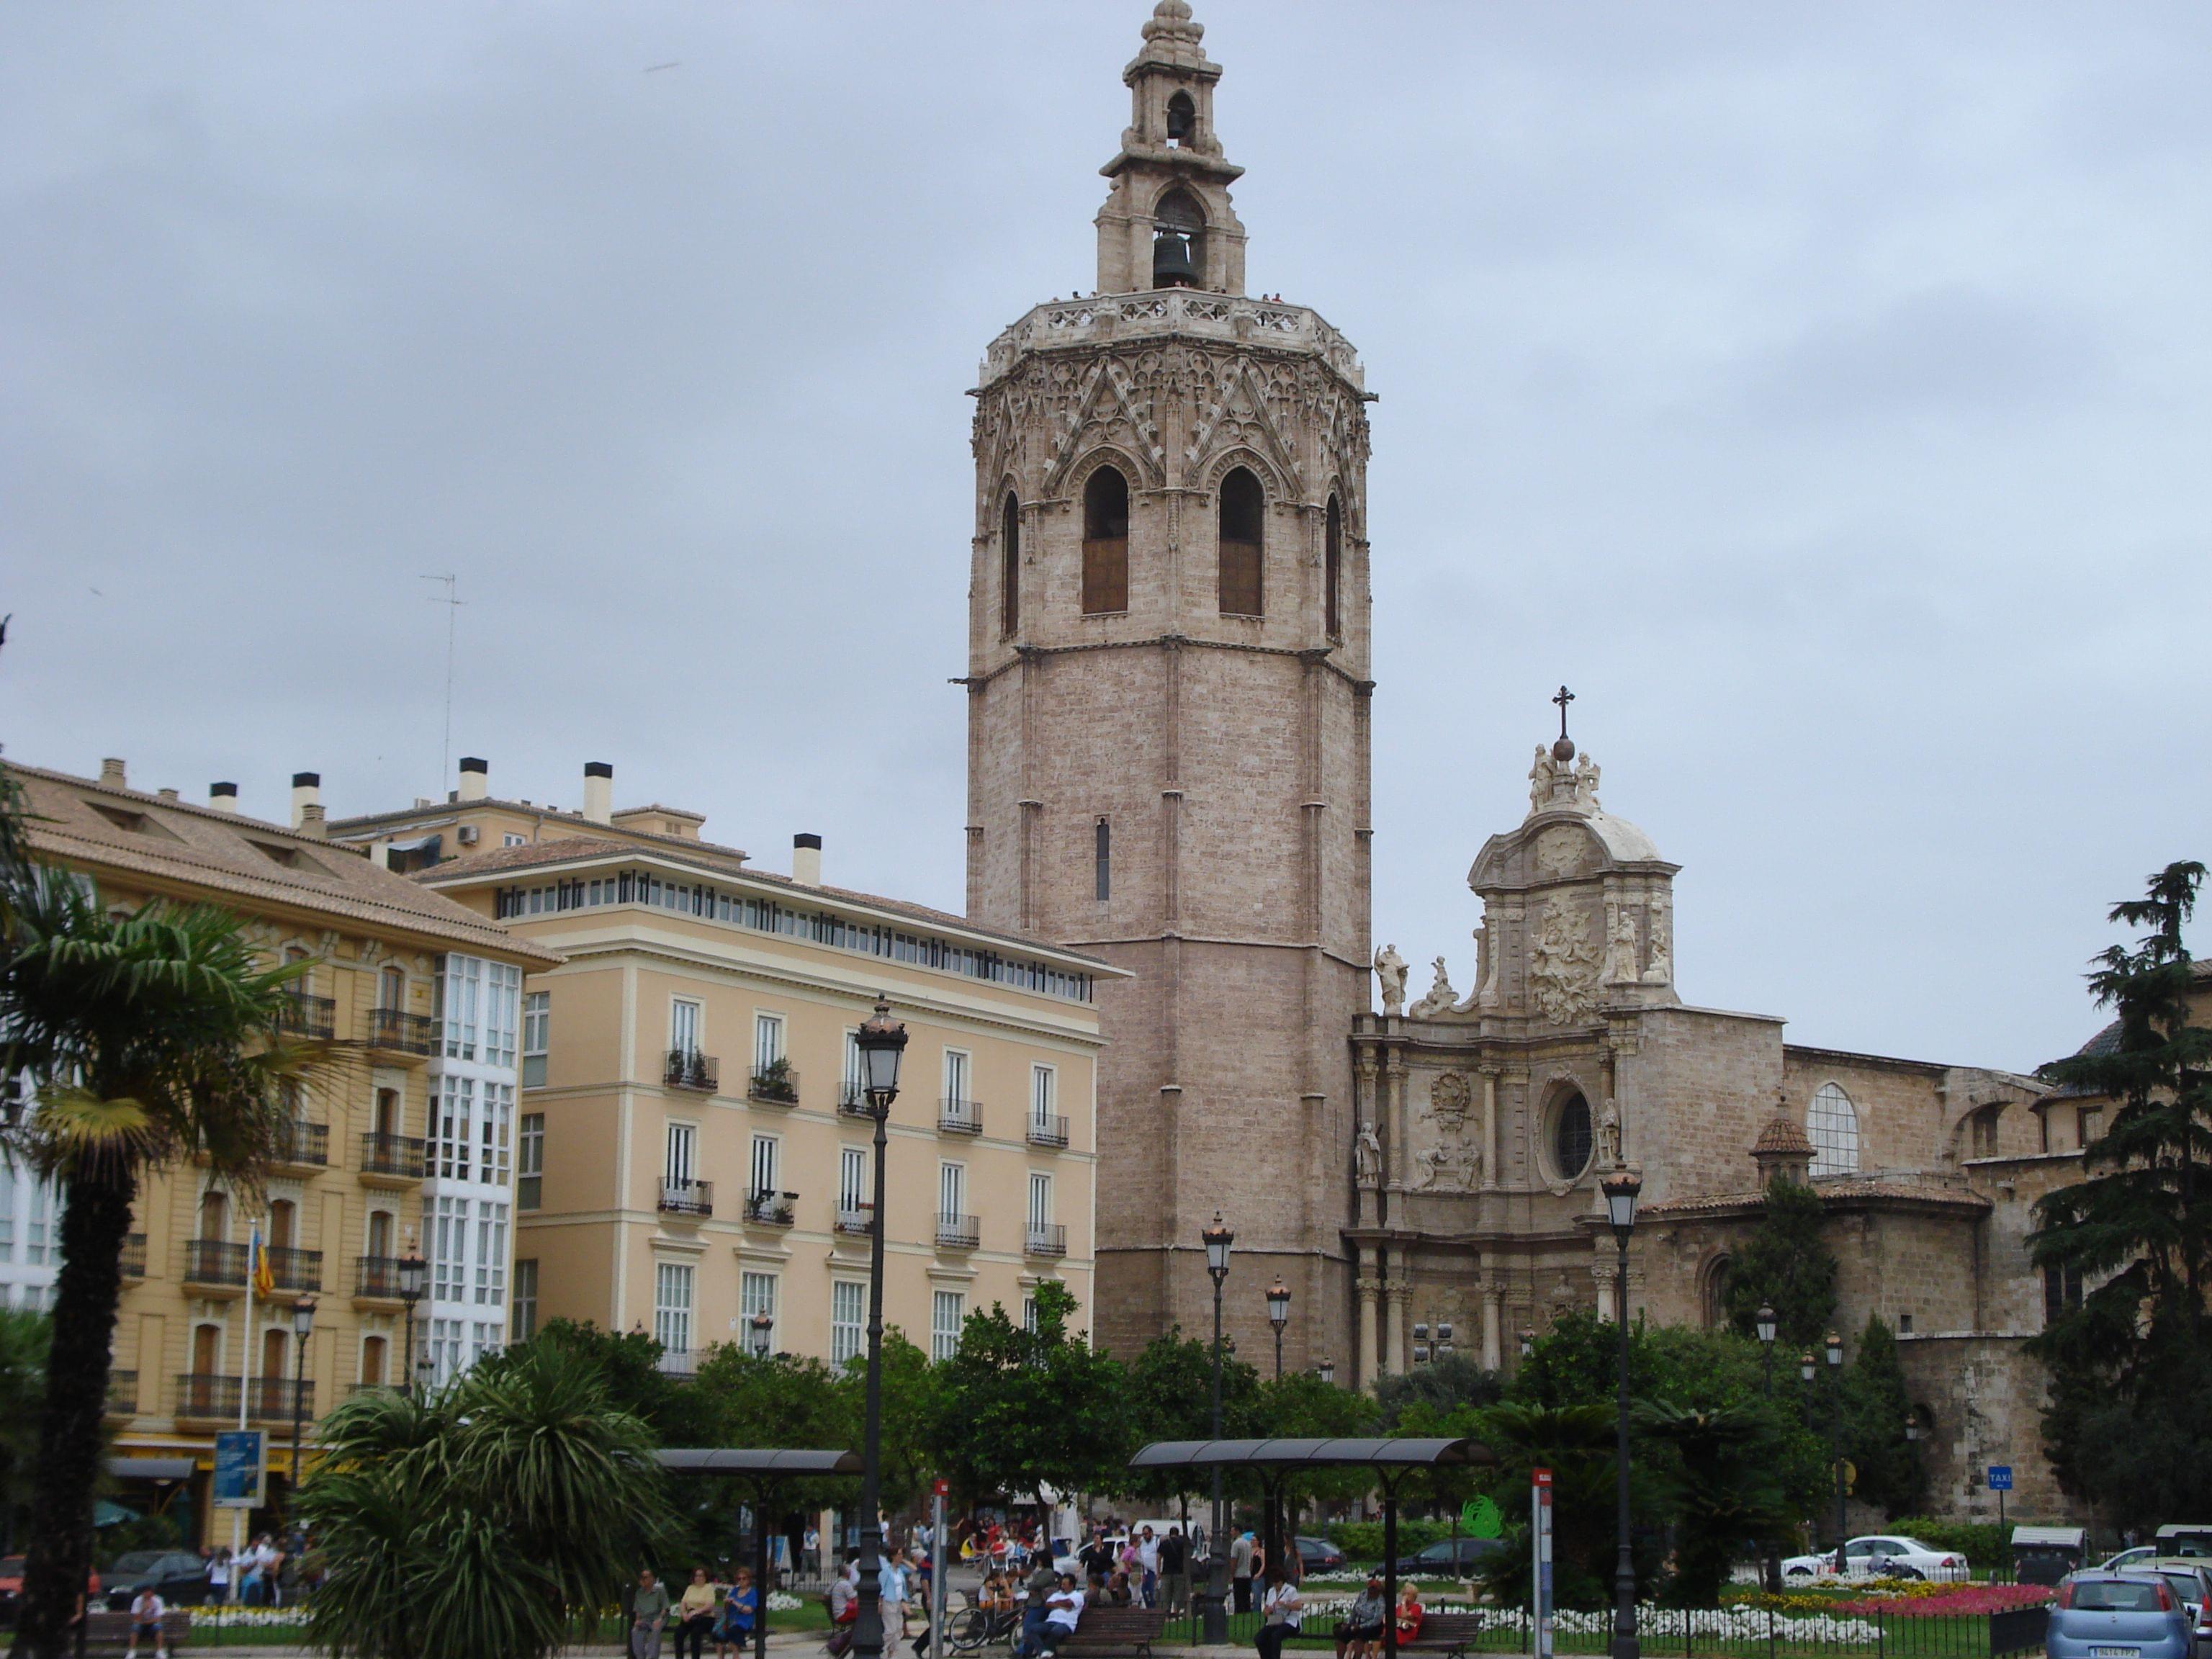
[1326,1518,1457,1560]
[1889,1518,2008,1572]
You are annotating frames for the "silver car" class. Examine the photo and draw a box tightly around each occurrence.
[2050,1573,2195,1659]
[2119,1565,2212,1659]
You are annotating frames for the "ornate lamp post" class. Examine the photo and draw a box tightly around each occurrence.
[850,998,908,1659]
[1201,1212,1234,1645]
[287,1298,315,1528]
[1755,1305,1779,1591]
[1266,1279,1290,1380]
[1519,1328,1536,1362]
[1316,1357,1335,1387]
[396,1250,427,1394]
[1825,1331,1846,1573]
[750,1307,774,1359]
[1799,1349,1815,1429]
[1600,1164,1642,1659]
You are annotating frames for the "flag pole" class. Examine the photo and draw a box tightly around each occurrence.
[233,1216,258,1568]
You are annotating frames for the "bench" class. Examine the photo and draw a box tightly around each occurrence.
[76,1609,195,1655]
[1394,1612,1487,1659]
[1048,1606,1170,1659]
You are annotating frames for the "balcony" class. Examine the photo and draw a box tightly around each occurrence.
[835,1204,875,1236]
[658,1179,714,1218]
[176,1374,312,1423]
[354,1255,415,1303]
[106,1370,138,1416]
[938,1097,982,1136]
[656,1349,697,1378]
[272,1118,330,1169]
[365,1007,436,1058]
[120,1233,146,1280]
[1026,1114,1070,1149]
[750,1064,800,1107]
[837,1086,874,1121]
[276,992,336,1042]
[182,1239,249,1292]
[359,1131,426,1184]
[1025,1223,1068,1258]
[665,1048,719,1094]
[267,1246,323,1293]
[935,1213,981,1251]
[176,1374,240,1421]
[743,1189,796,1228]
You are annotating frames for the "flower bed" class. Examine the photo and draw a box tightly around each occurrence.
[1832,1584,2051,1617]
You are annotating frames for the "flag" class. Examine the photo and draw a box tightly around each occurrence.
[252,1236,274,1297]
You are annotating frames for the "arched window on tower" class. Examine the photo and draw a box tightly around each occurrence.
[1153,189,1205,289]
[1166,91,1197,147]
[1218,467,1264,616]
[1807,1082,1860,1177]
[1324,493,1344,639]
[1000,491,1021,636]
[1082,467,1129,615]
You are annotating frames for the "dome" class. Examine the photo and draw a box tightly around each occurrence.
[1752,1115,1815,1156]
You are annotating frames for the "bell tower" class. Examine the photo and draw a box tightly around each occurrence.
[963,1,1374,1366]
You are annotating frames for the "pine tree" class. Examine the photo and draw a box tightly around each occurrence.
[1841,1316,1924,1519]
[1722,1176,1840,1349]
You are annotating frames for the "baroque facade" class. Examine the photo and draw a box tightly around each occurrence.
[963,0,1370,1364]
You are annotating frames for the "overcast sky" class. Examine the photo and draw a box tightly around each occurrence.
[5,2,2208,1074]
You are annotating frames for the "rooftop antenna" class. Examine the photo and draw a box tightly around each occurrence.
[421,574,464,791]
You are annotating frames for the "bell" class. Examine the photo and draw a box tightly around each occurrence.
[1152,231,1197,288]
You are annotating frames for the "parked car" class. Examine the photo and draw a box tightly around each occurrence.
[0,1557,102,1627]
[1295,1537,1346,1574]
[1781,1535,1969,1581]
[2159,1529,2212,1558]
[2118,1564,2212,1659]
[1390,1537,1503,1578]
[103,1552,215,1613]
[2049,1572,2195,1659]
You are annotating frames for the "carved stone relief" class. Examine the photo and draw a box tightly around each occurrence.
[1411,1071,1480,1192]
[1407,956,1458,1018]
[1528,901,1602,1025]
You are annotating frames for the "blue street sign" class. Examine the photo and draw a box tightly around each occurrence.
[213,1429,264,1509]
[1987,1465,2013,1492]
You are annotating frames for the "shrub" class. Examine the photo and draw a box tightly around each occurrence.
[1888,1518,2006,1573]
[1325,1518,1455,1560]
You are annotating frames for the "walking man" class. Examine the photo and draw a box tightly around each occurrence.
[1230,1529,1256,1615]
[1158,1526,1188,1618]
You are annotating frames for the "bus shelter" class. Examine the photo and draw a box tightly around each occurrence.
[1127,1437,1494,1659]
[655,1448,865,1659]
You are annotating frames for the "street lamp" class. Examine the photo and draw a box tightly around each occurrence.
[1599,1164,1642,1659]
[1520,1328,1536,1361]
[1755,1305,1779,1591]
[1905,1415,1921,1444]
[750,1308,774,1359]
[395,1250,427,1395]
[1825,1331,1845,1574]
[850,997,907,1659]
[1266,1279,1290,1380]
[1316,1357,1335,1387]
[287,1299,315,1529]
[1201,1212,1234,1645]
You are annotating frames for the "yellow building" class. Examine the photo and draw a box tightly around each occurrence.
[3,759,557,1536]
[331,761,1118,1369]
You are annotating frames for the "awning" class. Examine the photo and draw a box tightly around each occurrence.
[106,1457,197,1482]
[1128,1437,1492,1471]
[655,1447,864,1476]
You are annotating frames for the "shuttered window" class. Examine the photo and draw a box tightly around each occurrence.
[1082,467,1130,615]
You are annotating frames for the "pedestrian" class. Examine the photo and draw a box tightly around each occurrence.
[630,1567,672,1659]
[675,1567,717,1659]
[1134,1526,1159,1608]
[205,1547,231,1606]
[1255,1567,1303,1659]
[1079,1529,1115,1589]
[1332,1573,1388,1659]
[1159,1526,1189,1617]
[1230,1530,1256,1615]
[123,1585,168,1659]
[878,1547,909,1656]
[806,1524,823,1582]
[716,1567,757,1659]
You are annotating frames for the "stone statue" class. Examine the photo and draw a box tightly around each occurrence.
[1604,906,1640,984]
[1642,908,1673,986]
[1597,1098,1623,1167]
[1354,1121,1383,1187]
[1412,1141,1480,1192]
[1408,956,1458,1017]
[1528,744,1557,814]
[1573,752,1601,809]
[1373,943,1408,1015]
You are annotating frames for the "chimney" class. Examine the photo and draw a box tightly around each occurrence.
[210,782,239,812]
[458,756,490,803]
[583,762,613,824]
[290,772,321,829]
[99,757,127,788]
[793,832,822,887]
[298,804,328,840]
[157,788,179,802]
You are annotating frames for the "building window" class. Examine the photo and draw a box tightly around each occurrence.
[665,1122,697,1187]
[1032,1064,1056,1131]
[486,962,520,1066]
[439,956,482,1061]
[1808,1083,1860,1177]
[1699,1256,1732,1330]
[374,1087,400,1138]
[1324,493,1344,639]
[1970,1106,2003,1159]
[670,998,702,1061]
[1,1175,15,1261]
[361,1333,388,1386]
[503,832,526,848]
[655,1262,694,1358]
[840,1146,868,1217]
[480,1082,512,1184]
[434,1076,475,1180]
[379,963,406,1011]
[1022,1295,1039,1333]
[931,1289,966,1362]
[475,1201,508,1305]
[2077,1106,2103,1148]
[522,992,549,1089]
[2044,1262,2084,1327]
[842,1027,863,1107]
[25,1179,55,1265]
[750,1133,779,1200]
[939,1161,967,1223]
[1217,467,1264,616]
[1550,1091,1593,1182]
[428,1316,464,1385]
[429,1195,468,1301]
[832,1280,866,1367]
[1094,818,1110,903]
[517,1113,544,1210]
[740,1270,778,1352]
[1000,491,1021,636]
[1028,1172,1053,1232]
[1082,466,1130,616]
[943,1049,971,1108]
[754,1013,785,1075]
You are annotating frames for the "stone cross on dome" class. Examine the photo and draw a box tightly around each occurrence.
[1551,684,1576,761]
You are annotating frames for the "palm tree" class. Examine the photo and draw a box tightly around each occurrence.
[302,1342,670,1659]
[1,770,310,1659]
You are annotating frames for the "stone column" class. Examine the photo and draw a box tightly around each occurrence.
[1356,1274,1380,1386]
[1387,1055,1410,1195]
[1482,1284,1503,1372]
[1480,1066,1500,1192]
[1383,1280,1410,1375]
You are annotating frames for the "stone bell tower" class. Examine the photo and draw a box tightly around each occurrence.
[963,0,1374,1366]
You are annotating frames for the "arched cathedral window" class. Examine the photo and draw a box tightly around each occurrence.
[1082,467,1129,616]
[1218,467,1264,617]
[1324,493,1343,639]
[1000,491,1020,636]
[1807,1082,1859,1176]
[1550,1090,1593,1182]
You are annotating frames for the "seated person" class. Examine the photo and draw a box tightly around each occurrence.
[979,1572,1014,1614]
[1333,1573,1388,1659]
[1040,1575,1084,1658]
[1089,1572,1132,1609]
[1394,1582,1424,1643]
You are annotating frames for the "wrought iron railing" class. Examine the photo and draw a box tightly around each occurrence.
[665,1048,719,1093]
[1026,1114,1070,1148]
[274,1118,329,1166]
[743,1190,796,1226]
[277,992,336,1040]
[935,1213,980,1250]
[939,1097,983,1135]
[182,1239,248,1287]
[367,1008,436,1054]
[659,1179,714,1218]
[359,1131,426,1179]
[1025,1223,1067,1257]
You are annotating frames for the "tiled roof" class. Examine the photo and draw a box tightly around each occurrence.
[1752,1115,1815,1156]
[2044,1018,2122,1100]
[327,796,749,865]
[421,835,1118,971]
[1642,1174,1991,1220]
[6,763,559,966]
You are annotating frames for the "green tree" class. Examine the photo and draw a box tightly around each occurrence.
[1473,1401,1646,1611]
[1635,1401,1789,1607]
[845,1328,938,1512]
[1118,1327,1260,1511]
[505,1320,721,1445]
[0,1310,49,1552]
[1250,1370,1377,1522]
[301,1341,671,1659]
[1374,1352,1501,1428]
[1,768,313,1659]
[2031,860,2212,1527]
[1840,1317,1924,1519]
[930,1283,1130,1503]
[1721,1177,1840,1350]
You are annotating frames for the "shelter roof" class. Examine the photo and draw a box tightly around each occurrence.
[655,1448,864,1476]
[1128,1436,1491,1471]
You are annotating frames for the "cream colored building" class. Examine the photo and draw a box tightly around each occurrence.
[331,763,1115,1368]
[4,758,557,1538]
